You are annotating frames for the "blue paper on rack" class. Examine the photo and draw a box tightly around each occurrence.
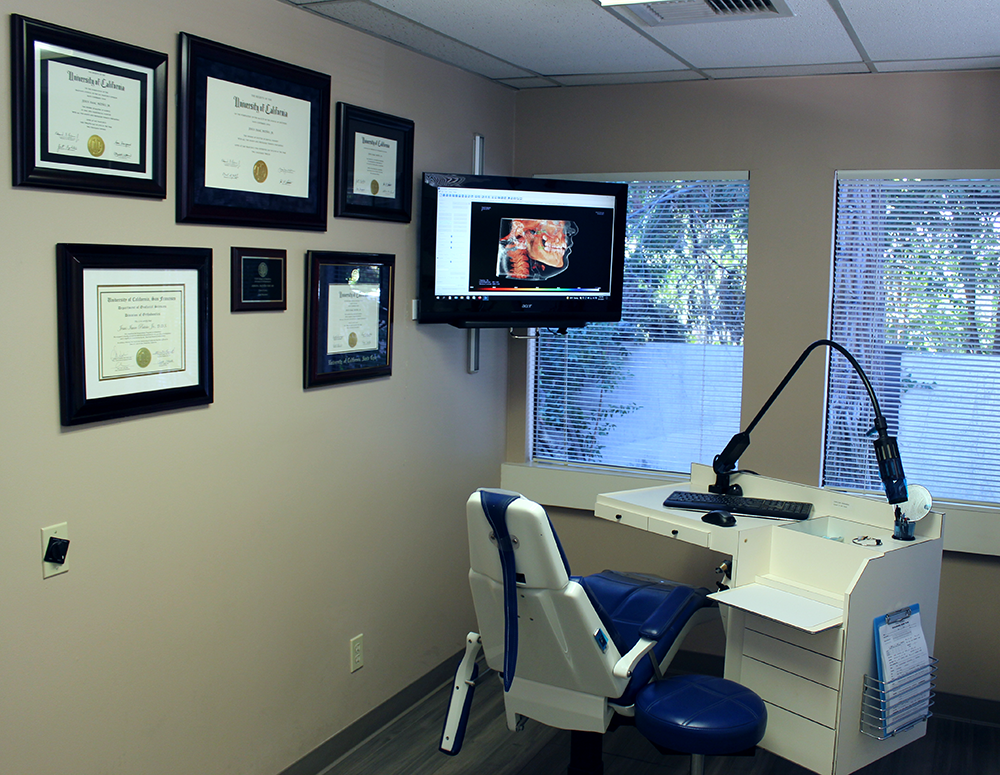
[873,605,931,734]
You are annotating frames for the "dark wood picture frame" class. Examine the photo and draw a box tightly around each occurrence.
[304,251,394,388]
[334,102,414,222]
[10,15,168,197]
[177,33,330,230]
[57,243,213,426]
[230,247,287,311]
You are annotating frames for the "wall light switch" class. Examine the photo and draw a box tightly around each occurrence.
[41,523,69,579]
[350,633,364,672]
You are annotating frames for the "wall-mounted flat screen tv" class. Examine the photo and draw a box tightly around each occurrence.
[418,173,627,329]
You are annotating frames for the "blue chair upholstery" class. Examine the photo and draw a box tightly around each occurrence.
[441,489,767,775]
[577,571,714,706]
[636,674,768,755]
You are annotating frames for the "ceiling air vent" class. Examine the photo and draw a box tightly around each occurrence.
[609,0,793,27]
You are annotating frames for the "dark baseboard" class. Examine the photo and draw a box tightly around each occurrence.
[935,692,1000,727]
[667,651,1000,727]
[279,649,1000,774]
[280,649,721,775]
[279,650,462,775]
[669,652,1000,727]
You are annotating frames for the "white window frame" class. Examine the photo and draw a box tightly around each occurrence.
[823,171,1000,554]
[501,169,1000,556]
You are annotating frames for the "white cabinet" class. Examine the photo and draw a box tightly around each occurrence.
[596,464,943,775]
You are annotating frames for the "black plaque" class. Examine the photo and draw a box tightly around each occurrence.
[231,247,286,311]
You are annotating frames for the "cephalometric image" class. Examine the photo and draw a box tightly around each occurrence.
[496,218,577,280]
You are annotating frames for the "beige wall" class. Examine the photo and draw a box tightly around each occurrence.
[0,1,514,773]
[510,71,1000,700]
[4,5,999,772]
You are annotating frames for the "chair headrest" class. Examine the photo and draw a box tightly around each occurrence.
[467,489,571,589]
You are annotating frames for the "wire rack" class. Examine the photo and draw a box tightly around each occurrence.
[860,657,937,740]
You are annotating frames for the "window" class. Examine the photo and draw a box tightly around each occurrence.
[531,178,749,474]
[827,175,1000,504]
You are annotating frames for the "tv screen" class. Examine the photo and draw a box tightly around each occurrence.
[418,173,627,328]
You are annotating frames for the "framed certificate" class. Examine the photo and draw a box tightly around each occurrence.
[231,247,287,311]
[10,15,167,197]
[57,243,213,426]
[304,251,394,388]
[177,33,330,230]
[334,103,414,223]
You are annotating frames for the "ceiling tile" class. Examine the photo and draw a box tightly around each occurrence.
[553,70,706,86]
[303,0,535,79]
[704,62,869,80]
[875,56,1000,74]
[635,0,862,69]
[279,0,1000,89]
[365,0,687,75]
[497,76,563,89]
[841,0,1000,62]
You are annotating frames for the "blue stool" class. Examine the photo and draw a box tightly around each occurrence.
[635,674,767,775]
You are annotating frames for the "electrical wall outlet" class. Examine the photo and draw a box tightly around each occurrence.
[41,523,69,579]
[350,634,364,672]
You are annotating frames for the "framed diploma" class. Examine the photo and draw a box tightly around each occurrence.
[231,247,287,311]
[177,33,330,230]
[305,251,395,388]
[57,243,213,426]
[10,15,167,197]
[334,103,414,223]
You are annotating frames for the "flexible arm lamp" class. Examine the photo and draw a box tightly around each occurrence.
[710,339,908,505]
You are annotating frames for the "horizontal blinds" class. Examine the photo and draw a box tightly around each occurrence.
[827,177,1000,503]
[532,180,748,474]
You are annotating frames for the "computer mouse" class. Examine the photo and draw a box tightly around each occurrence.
[702,510,737,527]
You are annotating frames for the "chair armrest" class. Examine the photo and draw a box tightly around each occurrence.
[638,587,703,641]
[613,637,657,678]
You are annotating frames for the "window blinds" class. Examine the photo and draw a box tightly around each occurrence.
[827,177,1000,504]
[531,180,749,474]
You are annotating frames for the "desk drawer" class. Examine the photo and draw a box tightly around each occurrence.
[646,515,711,547]
[759,701,836,775]
[746,612,844,659]
[743,629,842,690]
[594,505,648,531]
[741,655,839,729]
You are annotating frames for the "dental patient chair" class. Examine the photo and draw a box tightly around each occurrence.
[440,489,766,775]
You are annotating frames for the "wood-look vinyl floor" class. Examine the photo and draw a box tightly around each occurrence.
[324,671,999,775]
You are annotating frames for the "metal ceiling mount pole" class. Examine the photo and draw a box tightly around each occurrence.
[468,134,485,374]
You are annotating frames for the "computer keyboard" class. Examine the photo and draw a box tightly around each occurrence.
[662,490,813,520]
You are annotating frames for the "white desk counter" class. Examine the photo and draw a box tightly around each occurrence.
[595,464,944,775]
[595,480,785,556]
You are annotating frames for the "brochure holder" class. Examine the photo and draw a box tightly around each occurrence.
[861,657,937,739]
[862,605,936,739]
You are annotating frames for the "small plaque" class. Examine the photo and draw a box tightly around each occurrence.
[231,247,286,311]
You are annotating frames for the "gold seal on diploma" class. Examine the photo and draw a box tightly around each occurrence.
[370,180,379,195]
[253,160,268,183]
[87,135,105,157]
[348,332,358,348]
[136,348,152,368]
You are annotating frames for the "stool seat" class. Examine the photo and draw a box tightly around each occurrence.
[635,674,767,755]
